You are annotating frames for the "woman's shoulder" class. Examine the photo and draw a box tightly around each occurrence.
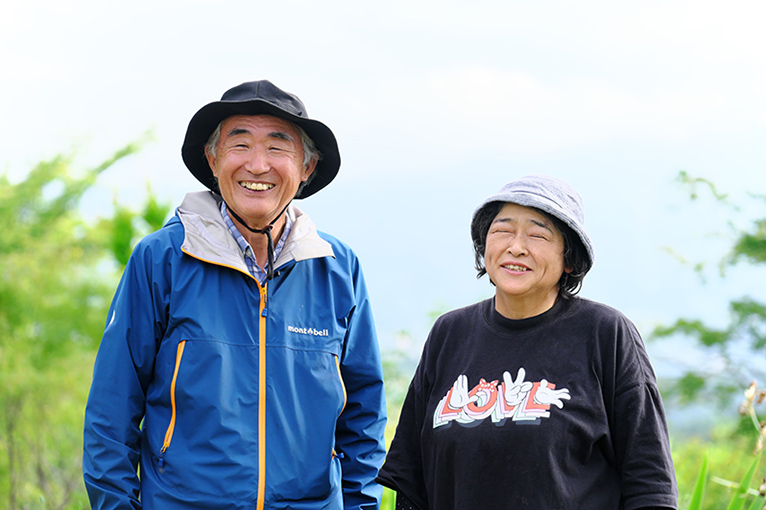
[569,296,633,323]
[433,299,489,327]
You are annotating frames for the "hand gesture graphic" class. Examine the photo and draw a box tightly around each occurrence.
[448,374,476,409]
[534,379,571,409]
[502,368,533,407]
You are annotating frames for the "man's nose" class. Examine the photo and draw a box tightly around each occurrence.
[244,148,269,173]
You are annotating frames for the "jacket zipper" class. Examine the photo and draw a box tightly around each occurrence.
[175,248,270,506]
[331,354,347,460]
[158,340,186,467]
[256,282,268,510]
[334,354,347,415]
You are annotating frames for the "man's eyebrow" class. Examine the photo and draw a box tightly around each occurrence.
[225,129,294,142]
[269,131,294,142]
[227,128,251,137]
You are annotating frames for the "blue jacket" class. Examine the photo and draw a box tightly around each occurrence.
[84,191,387,509]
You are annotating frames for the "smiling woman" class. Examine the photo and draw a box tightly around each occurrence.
[376,175,679,510]
[482,202,569,319]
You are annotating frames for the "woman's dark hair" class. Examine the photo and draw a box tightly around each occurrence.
[471,201,590,300]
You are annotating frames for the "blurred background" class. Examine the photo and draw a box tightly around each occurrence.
[2,1,766,508]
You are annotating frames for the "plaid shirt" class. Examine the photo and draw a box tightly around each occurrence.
[220,202,292,284]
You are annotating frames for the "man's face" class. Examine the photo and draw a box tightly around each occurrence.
[206,115,315,229]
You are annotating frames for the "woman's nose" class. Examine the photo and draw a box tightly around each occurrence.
[508,237,528,257]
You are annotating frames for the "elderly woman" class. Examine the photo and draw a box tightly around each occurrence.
[377,175,678,510]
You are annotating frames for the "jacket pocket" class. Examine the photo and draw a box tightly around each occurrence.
[334,354,347,416]
[147,339,261,499]
[157,340,186,465]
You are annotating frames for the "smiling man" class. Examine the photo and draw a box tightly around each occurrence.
[83,81,387,510]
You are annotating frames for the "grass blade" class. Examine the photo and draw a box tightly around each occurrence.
[726,451,763,510]
[688,453,709,510]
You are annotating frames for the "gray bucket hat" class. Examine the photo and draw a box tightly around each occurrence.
[471,174,594,269]
[181,80,340,199]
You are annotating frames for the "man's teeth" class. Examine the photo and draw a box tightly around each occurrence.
[504,264,529,271]
[240,182,274,191]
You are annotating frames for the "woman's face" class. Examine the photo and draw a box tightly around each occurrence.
[484,203,570,319]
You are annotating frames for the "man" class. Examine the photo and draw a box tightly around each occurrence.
[83,80,387,510]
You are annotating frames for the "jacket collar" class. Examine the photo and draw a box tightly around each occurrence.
[177,191,334,274]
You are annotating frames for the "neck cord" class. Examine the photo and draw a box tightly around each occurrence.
[225,202,291,281]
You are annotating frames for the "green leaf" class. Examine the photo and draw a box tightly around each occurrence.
[688,452,708,510]
[746,495,765,510]
[726,451,762,510]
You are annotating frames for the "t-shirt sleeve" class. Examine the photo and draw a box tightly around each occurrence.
[611,319,678,510]
[376,362,430,510]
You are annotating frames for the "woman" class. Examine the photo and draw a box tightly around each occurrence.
[376,175,678,509]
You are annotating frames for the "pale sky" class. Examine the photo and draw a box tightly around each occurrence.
[3,0,766,389]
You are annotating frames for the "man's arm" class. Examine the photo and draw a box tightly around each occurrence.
[334,260,387,510]
[83,242,167,509]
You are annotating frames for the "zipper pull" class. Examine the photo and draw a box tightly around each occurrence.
[260,284,268,317]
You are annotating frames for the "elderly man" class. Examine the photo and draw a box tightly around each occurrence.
[83,81,387,510]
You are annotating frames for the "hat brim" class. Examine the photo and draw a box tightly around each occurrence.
[472,191,595,270]
[181,99,340,199]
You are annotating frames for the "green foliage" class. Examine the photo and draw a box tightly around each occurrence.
[676,171,730,202]
[688,453,708,510]
[381,488,395,510]
[654,173,766,403]
[724,451,761,510]
[732,218,766,265]
[655,319,728,347]
[0,147,170,509]
[105,186,171,269]
[676,383,766,510]
[675,431,765,509]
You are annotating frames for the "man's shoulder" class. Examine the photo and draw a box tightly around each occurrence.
[316,230,356,257]
[130,215,184,258]
[305,229,366,269]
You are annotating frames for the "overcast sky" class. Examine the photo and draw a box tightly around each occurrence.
[3,1,766,388]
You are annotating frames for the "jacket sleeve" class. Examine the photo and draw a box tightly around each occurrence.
[83,239,169,510]
[335,256,387,510]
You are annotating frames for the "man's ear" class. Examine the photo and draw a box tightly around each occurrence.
[302,157,318,181]
[205,147,218,177]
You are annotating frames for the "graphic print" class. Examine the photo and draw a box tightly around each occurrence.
[433,368,570,428]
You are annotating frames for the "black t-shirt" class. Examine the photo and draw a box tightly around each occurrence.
[377,297,678,510]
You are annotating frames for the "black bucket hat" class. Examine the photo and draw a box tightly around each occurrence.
[181,80,341,199]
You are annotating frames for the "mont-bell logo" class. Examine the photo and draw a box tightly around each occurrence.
[287,325,330,337]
